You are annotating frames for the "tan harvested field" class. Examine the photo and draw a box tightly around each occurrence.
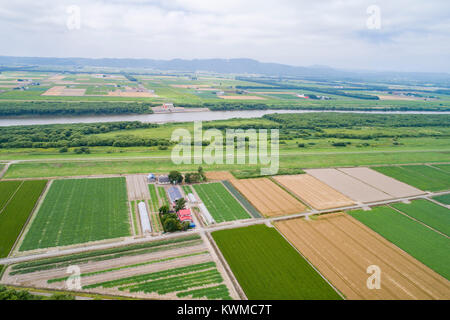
[42,86,86,96]
[204,171,236,181]
[276,213,450,300]
[219,95,266,100]
[107,91,158,98]
[126,175,150,200]
[273,174,355,210]
[252,91,295,94]
[231,178,307,217]
[338,167,425,198]
[305,168,392,203]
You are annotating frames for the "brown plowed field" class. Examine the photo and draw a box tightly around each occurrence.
[205,171,236,181]
[273,174,355,210]
[231,178,307,217]
[276,213,450,300]
[126,175,150,200]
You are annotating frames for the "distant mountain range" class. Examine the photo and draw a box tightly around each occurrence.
[0,56,449,85]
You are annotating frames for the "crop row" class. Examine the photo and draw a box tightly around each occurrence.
[83,261,216,289]
[176,284,231,300]
[48,251,209,283]
[222,181,261,218]
[11,234,201,273]
[0,180,48,258]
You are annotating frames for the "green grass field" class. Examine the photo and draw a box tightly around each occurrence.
[0,180,47,257]
[20,177,130,251]
[432,193,450,205]
[193,183,250,222]
[349,206,450,279]
[391,200,450,236]
[373,165,450,191]
[148,184,159,212]
[212,224,342,300]
[0,180,22,211]
[157,186,168,206]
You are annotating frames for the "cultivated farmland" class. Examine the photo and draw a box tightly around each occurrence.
[391,200,450,236]
[273,174,355,210]
[275,213,450,299]
[338,167,425,198]
[350,206,450,279]
[193,183,250,222]
[305,168,392,203]
[231,178,306,217]
[20,177,130,251]
[372,165,450,192]
[212,224,342,300]
[0,180,47,258]
[433,193,450,205]
[3,234,235,300]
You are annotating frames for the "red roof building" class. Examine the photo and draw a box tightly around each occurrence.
[177,209,193,222]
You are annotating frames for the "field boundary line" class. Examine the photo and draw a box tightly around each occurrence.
[273,222,346,300]
[206,232,247,300]
[269,176,313,211]
[8,180,50,258]
[0,180,24,214]
[387,204,449,239]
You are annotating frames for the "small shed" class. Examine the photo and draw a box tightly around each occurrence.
[158,175,170,184]
[147,173,156,182]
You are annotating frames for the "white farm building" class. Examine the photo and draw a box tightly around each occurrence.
[138,201,152,233]
[198,203,215,225]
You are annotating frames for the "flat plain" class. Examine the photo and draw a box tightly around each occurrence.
[276,213,450,299]
[231,178,307,217]
[20,177,130,251]
[273,174,355,210]
[212,224,342,300]
[350,206,450,279]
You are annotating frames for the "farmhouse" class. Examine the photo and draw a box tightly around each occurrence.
[177,208,193,223]
[162,102,174,110]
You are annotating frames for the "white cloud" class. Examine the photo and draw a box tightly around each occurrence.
[0,0,449,72]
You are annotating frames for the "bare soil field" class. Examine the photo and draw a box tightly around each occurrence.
[126,175,150,200]
[305,168,392,203]
[378,95,418,101]
[276,213,450,300]
[41,86,86,96]
[171,84,211,88]
[231,178,307,217]
[219,95,266,100]
[204,171,236,181]
[273,174,355,210]
[338,167,425,198]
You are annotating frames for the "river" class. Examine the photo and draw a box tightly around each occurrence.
[0,109,449,126]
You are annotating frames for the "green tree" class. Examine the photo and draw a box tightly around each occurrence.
[159,205,169,215]
[169,171,184,184]
[175,198,186,212]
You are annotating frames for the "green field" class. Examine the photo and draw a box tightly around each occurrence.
[0,180,47,257]
[157,186,168,206]
[148,184,159,212]
[193,183,250,222]
[20,177,130,251]
[391,200,450,236]
[432,193,450,205]
[222,181,261,218]
[349,206,450,279]
[373,165,450,191]
[212,224,342,300]
[0,180,22,211]
[82,261,231,300]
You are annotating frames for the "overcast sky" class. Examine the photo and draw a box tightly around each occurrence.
[1,0,449,72]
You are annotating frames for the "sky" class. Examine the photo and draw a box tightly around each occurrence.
[1,0,449,73]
